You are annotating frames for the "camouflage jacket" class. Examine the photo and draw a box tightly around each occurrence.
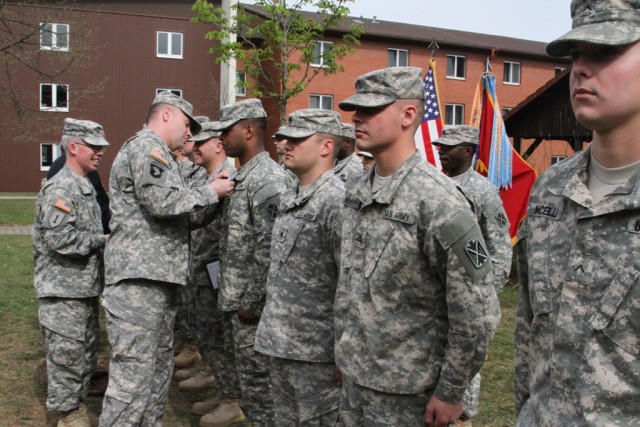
[333,153,363,184]
[180,157,208,186]
[455,167,512,291]
[515,148,640,425]
[218,151,291,315]
[33,166,105,298]
[104,129,219,287]
[334,153,500,402]
[255,170,345,362]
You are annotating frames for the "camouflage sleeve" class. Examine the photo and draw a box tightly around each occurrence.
[431,204,500,404]
[39,191,105,257]
[131,140,218,218]
[240,181,285,315]
[327,196,344,269]
[514,218,532,414]
[479,195,513,292]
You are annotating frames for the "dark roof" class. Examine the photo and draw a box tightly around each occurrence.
[43,0,199,19]
[243,4,567,61]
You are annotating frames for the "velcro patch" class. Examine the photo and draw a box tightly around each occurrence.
[464,237,489,269]
[495,212,508,228]
[532,203,563,220]
[264,202,280,222]
[344,196,361,209]
[295,211,316,221]
[383,209,414,225]
[149,148,169,166]
[53,197,72,213]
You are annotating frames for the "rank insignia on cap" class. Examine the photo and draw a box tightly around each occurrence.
[53,198,72,213]
[465,237,488,269]
[149,148,169,166]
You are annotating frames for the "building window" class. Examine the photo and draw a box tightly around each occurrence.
[504,61,521,85]
[551,155,567,165]
[311,41,333,67]
[40,143,62,171]
[555,67,566,75]
[388,49,409,67]
[236,72,247,97]
[445,104,464,125]
[40,23,69,51]
[446,55,466,79]
[310,94,333,110]
[40,83,69,111]
[157,31,183,59]
[502,107,511,116]
[156,88,182,97]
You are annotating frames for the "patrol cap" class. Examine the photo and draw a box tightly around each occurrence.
[340,123,356,140]
[357,150,373,159]
[275,108,341,139]
[152,91,202,135]
[62,118,109,146]
[546,0,640,57]
[194,115,210,123]
[272,126,286,140]
[339,67,424,111]
[190,121,222,143]
[433,125,480,146]
[211,99,267,131]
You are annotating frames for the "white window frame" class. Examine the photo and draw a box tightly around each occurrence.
[156,88,182,97]
[388,48,409,67]
[157,31,183,59]
[555,67,566,75]
[551,155,567,165]
[446,55,466,80]
[40,23,69,51]
[40,143,62,171]
[445,104,465,125]
[236,72,247,97]
[504,61,521,85]
[502,107,512,116]
[311,41,333,67]
[40,83,69,112]
[309,94,334,110]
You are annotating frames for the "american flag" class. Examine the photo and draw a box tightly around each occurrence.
[415,59,443,168]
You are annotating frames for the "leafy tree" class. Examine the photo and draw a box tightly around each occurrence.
[192,0,362,124]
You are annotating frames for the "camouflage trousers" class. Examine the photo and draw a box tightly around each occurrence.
[339,375,432,426]
[461,372,480,418]
[39,296,100,412]
[222,311,274,426]
[174,278,198,347]
[193,278,240,399]
[100,279,177,426]
[270,357,340,426]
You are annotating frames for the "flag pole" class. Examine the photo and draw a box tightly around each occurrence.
[428,38,439,59]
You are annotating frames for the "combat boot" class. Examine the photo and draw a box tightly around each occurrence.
[57,403,91,427]
[192,395,223,416]
[174,343,200,368]
[199,399,245,427]
[174,362,201,381]
[452,418,473,427]
[179,370,216,392]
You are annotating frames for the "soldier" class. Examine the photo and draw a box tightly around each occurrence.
[255,109,345,426]
[434,125,512,426]
[33,118,109,427]
[100,92,234,426]
[355,150,374,172]
[201,99,291,427]
[334,67,501,427]
[333,122,363,183]
[515,1,640,425]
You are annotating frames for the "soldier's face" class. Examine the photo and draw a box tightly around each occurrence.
[192,138,221,169]
[219,123,245,158]
[570,40,640,133]
[351,102,400,153]
[282,134,322,175]
[72,139,105,174]
[167,108,192,151]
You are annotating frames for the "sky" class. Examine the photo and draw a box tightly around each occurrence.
[245,0,573,43]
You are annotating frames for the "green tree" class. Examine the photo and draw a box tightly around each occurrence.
[192,0,362,124]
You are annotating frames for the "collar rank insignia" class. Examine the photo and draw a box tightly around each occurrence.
[465,237,489,269]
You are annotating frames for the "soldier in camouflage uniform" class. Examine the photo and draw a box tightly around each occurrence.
[333,122,363,184]
[100,92,234,426]
[434,125,512,426]
[515,1,640,425]
[334,67,501,427]
[33,118,110,427]
[201,98,291,427]
[254,109,345,426]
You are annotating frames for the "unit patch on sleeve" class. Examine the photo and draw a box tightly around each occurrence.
[495,212,508,228]
[464,237,489,269]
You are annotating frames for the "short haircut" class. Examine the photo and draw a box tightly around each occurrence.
[315,132,340,159]
[60,135,74,152]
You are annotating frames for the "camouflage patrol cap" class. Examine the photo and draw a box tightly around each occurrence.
[357,150,373,159]
[340,123,356,140]
[339,67,424,111]
[547,0,640,57]
[152,91,202,135]
[194,115,210,123]
[272,126,286,140]
[190,121,222,143]
[211,99,267,131]
[275,108,341,139]
[434,125,480,146]
[62,118,109,146]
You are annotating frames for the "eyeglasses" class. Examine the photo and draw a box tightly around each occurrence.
[76,142,106,153]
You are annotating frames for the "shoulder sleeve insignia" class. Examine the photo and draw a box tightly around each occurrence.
[149,147,169,166]
[53,197,72,213]
[495,212,508,228]
[464,237,489,269]
[265,202,280,221]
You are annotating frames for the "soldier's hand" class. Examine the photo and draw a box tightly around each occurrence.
[215,170,231,180]
[424,397,462,427]
[237,306,260,324]
[210,178,235,198]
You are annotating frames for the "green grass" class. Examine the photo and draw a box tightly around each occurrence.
[0,199,36,226]
[0,234,518,426]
